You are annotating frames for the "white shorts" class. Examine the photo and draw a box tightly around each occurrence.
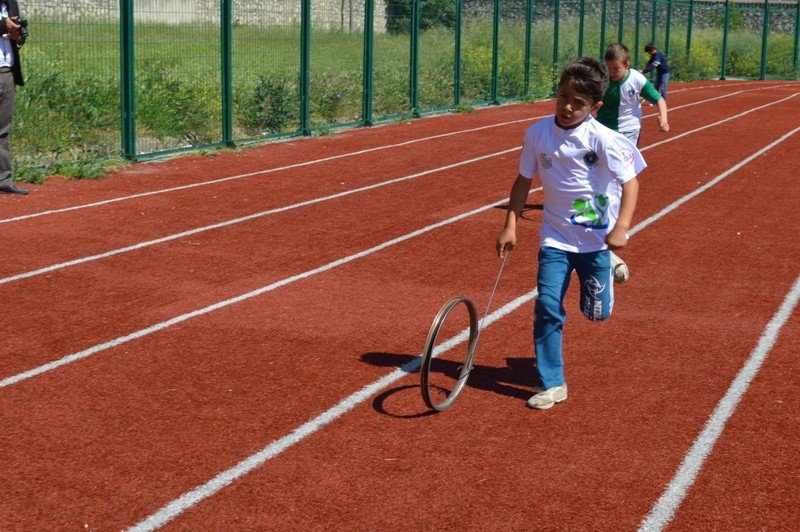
[620,129,640,145]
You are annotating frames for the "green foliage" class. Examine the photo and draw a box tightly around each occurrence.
[12,14,800,183]
[237,73,298,134]
[707,3,746,31]
[137,61,215,144]
[311,70,362,123]
[14,148,127,184]
[386,0,457,34]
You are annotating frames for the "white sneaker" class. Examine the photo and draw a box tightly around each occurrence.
[526,384,568,410]
[610,252,629,284]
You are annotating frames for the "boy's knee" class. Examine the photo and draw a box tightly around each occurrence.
[536,293,560,314]
[535,294,564,325]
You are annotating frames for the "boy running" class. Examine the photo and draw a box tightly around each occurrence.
[641,42,670,101]
[496,57,646,410]
[599,43,669,146]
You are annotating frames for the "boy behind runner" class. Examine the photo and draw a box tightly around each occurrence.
[496,57,646,410]
[641,42,670,101]
[599,43,669,146]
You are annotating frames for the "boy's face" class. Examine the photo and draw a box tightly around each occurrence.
[606,59,629,82]
[555,80,602,129]
[645,49,656,56]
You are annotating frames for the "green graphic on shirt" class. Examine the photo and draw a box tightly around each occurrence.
[570,194,609,229]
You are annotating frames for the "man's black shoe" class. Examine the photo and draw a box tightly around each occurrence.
[0,183,28,195]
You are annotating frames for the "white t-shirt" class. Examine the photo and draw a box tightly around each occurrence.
[617,69,651,133]
[0,3,13,68]
[519,115,646,253]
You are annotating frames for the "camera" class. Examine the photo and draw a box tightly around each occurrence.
[12,17,28,40]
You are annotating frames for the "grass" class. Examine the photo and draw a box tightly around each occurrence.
[12,11,799,183]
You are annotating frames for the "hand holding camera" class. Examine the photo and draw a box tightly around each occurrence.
[4,16,27,43]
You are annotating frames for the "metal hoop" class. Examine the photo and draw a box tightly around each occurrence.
[419,296,479,411]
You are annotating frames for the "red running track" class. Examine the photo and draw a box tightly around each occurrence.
[1,86,793,373]
[0,80,797,530]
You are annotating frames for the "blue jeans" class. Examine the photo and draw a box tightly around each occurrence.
[655,71,670,101]
[534,246,614,389]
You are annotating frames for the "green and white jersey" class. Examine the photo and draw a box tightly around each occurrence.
[597,69,661,133]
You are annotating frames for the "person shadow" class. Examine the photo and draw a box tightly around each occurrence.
[361,352,542,418]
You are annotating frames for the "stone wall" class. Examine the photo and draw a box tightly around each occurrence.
[25,0,388,31]
[22,0,800,33]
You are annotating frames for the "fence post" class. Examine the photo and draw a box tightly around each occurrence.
[665,0,672,58]
[618,0,625,43]
[409,0,420,115]
[760,0,769,80]
[362,0,374,125]
[721,0,730,79]
[120,0,136,160]
[634,0,641,67]
[455,0,463,105]
[553,0,560,93]
[794,1,800,74]
[600,0,607,56]
[651,0,657,47]
[300,0,312,135]
[578,0,586,56]
[220,0,233,146]
[525,0,533,93]
[491,0,500,103]
[686,0,694,62]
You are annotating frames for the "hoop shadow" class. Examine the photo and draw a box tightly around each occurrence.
[495,203,543,221]
[362,352,541,418]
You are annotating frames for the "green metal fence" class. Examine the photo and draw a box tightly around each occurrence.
[15,0,800,178]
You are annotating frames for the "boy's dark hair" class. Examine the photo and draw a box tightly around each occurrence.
[604,43,630,64]
[558,56,609,104]
[644,43,657,53]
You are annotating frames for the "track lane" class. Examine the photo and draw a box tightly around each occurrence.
[665,308,800,530]
[0,90,797,378]
[0,101,798,529]
[145,116,800,531]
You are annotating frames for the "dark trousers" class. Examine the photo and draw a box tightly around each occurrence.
[0,70,15,186]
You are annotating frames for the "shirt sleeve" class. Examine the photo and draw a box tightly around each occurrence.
[604,133,647,185]
[640,80,662,103]
[518,131,538,179]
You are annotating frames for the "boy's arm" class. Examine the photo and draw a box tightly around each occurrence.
[642,53,660,74]
[496,173,533,257]
[640,81,667,130]
[606,177,639,250]
[656,98,669,131]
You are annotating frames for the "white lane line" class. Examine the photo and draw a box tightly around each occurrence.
[0,186,542,390]
[641,82,792,119]
[631,124,800,236]
[639,274,800,531]
[670,80,758,93]
[127,288,539,532]
[3,90,795,286]
[0,148,520,286]
[0,115,548,225]
[4,81,791,226]
[128,122,800,532]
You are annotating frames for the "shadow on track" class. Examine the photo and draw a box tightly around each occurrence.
[361,352,541,418]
